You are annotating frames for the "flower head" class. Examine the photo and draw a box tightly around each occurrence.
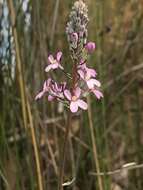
[45,51,64,72]
[64,87,87,113]
[78,65,100,89]
[49,81,66,101]
[78,63,97,78]
[35,78,66,102]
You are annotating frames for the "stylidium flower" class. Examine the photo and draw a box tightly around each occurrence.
[35,78,52,100]
[85,42,96,53]
[64,87,87,113]
[78,63,97,78]
[45,51,64,72]
[50,82,66,100]
[78,66,100,89]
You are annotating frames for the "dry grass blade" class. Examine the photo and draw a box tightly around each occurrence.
[89,163,143,176]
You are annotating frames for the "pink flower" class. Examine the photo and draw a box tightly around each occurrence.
[91,88,103,99]
[49,81,66,101]
[78,66,100,89]
[64,87,88,113]
[78,63,97,78]
[35,78,67,102]
[85,42,96,53]
[45,51,64,72]
[35,78,52,100]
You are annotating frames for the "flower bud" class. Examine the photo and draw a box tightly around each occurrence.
[85,42,96,53]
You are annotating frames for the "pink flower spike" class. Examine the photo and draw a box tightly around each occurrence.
[45,52,64,72]
[85,42,96,53]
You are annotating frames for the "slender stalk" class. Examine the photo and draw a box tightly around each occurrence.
[27,101,44,190]
[87,96,103,190]
[58,112,72,190]
[7,0,28,130]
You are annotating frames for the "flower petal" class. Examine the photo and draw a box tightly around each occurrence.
[87,80,94,89]
[74,87,81,98]
[78,69,84,79]
[48,55,54,63]
[70,101,78,113]
[56,51,62,62]
[59,64,64,70]
[47,78,52,86]
[43,81,49,91]
[64,90,72,100]
[77,99,88,110]
[87,79,101,89]
[48,95,55,101]
[87,68,97,77]
[92,89,103,99]
[92,79,101,87]
[45,65,52,72]
[51,63,59,69]
[35,91,44,100]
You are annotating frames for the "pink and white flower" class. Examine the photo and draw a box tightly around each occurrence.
[45,51,64,72]
[35,78,66,102]
[78,63,97,78]
[64,87,88,113]
[78,65,101,89]
[49,81,66,101]
[35,78,52,100]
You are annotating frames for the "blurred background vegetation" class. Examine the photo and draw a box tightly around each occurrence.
[0,0,143,189]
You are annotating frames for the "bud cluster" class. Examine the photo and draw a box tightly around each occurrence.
[66,0,89,49]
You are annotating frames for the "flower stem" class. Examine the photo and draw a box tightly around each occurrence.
[58,112,72,190]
